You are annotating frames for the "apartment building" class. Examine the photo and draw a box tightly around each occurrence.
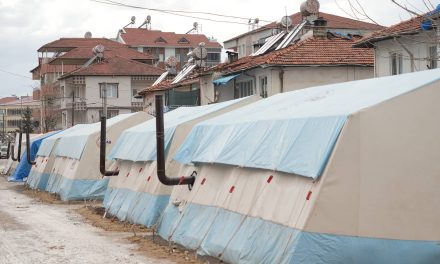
[31,36,161,130]
[116,28,223,70]
[0,96,39,133]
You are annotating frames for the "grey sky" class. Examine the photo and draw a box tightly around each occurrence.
[0,0,434,97]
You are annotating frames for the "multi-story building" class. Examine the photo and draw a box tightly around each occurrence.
[354,7,439,77]
[57,55,163,127]
[224,10,383,58]
[31,36,161,130]
[116,28,223,69]
[0,96,40,133]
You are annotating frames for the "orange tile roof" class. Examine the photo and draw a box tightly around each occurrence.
[59,56,164,78]
[0,97,18,104]
[51,46,156,62]
[225,12,384,42]
[38,38,126,52]
[354,15,426,47]
[219,34,373,74]
[139,34,373,96]
[120,28,222,48]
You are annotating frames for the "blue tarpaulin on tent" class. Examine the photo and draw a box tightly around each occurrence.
[8,131,59,182]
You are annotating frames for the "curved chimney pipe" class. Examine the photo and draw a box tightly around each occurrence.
[11,131,22,162]
[155,94,196,187]
[100,116,119,176]
[25,130,36,165]
[0,141,11,159]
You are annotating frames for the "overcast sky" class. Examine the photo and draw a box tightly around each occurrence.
[0,0,434,97]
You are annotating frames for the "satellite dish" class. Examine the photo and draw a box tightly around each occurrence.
[131,16,136,24]
[84,31,92,38]
[193,22,198,29]
[254,18,260,24]
[281,16,292,28]
[193,42,207,60]
[93,44,105,54]
[166,56,178,68]
[146,15,151,23]
[300,0,320,16]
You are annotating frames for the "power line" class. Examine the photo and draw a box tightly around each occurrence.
[0,68,33,80]
[91,0,271,25]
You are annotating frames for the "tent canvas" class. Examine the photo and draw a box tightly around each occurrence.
[8,131,59,182]
[44,112,151,201]
[155,69,440,263]
[27,124,88,190]
[103,96,258,228]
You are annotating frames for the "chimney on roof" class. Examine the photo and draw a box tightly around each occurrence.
[226,50,238,63]
[313,17,327,38]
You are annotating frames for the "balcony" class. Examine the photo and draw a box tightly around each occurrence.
[66,101,86,111]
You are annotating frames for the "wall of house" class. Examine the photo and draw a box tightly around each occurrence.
[374,31,438,77]
[203,66,373,105]
[281,66,373,92]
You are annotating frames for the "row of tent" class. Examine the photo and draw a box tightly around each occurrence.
[4,69,440,263]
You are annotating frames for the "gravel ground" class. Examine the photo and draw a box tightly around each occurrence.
[0,176,174,264]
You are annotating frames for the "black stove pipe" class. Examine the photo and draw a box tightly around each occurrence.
[11,131,22,162]
[99,116,119,176]
[155,94,196,187]
[25,130,36,165]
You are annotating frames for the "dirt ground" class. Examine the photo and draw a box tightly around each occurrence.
[0,176,176,264]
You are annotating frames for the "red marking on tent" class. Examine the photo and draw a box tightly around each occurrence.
[126,172,130,177]
[147,176,151,182]
[178,176,185,185]
[306,191,312,201]
[267,175,273,183]
[229,186,235,193]
[139,167,143,173]
[115,167,119,171]
[201,178,206,185]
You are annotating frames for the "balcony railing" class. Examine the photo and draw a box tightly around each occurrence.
[66,101,86,111]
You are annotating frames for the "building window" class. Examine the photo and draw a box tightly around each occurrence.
[99,83,119,98]
[207,53,220,62]
[259,76,268,98]
[7,119,21,128]
[390,52,403,75]
[236,80,254,98]
[428,46,438,69]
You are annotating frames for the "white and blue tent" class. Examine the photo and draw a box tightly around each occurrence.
[43,112,150,201]
[103,96,258,227]
[27,124,88,190]
[157,69,440,264]
[8,131,59,182]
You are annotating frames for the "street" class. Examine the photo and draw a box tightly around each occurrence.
[0,176,173,264]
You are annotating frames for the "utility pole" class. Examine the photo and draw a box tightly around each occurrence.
[71,91,75,127]
[2,113,5,141]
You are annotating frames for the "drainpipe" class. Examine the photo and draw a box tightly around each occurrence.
[11,131,22,162]
[0,141,10,159]
[99,116,119,176]
[155,94,196,187]
[25,130,36,165]
[394,37,415,72]
[279,68,285,93]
